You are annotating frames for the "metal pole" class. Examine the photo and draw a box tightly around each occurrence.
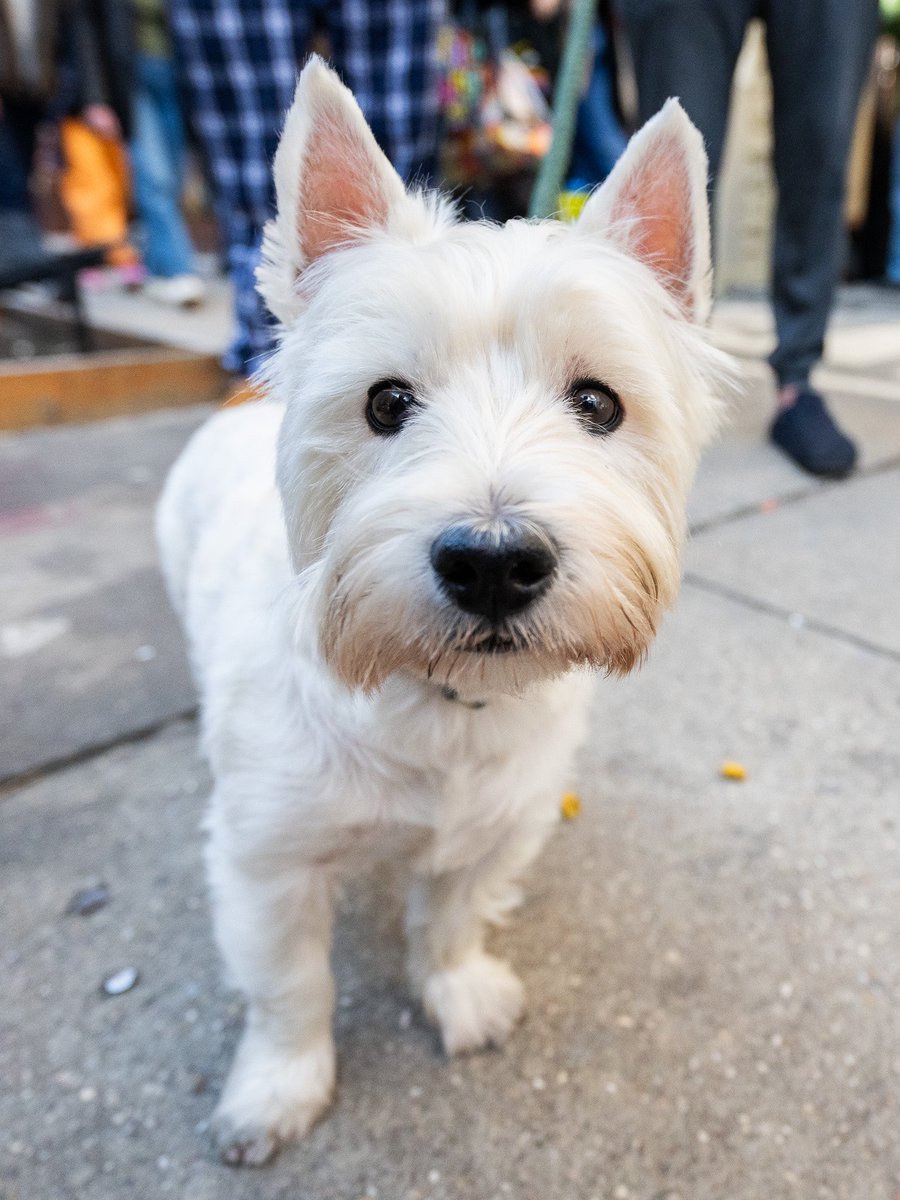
[528,0,598,220]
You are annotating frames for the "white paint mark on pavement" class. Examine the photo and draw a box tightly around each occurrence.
[0,616,71,657]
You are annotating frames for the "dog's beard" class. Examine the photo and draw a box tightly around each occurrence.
[317,558,664,694]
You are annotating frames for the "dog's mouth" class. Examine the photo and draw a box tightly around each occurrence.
[461,630,523,655]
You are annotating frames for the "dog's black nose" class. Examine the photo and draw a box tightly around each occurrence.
[430,524,557,621]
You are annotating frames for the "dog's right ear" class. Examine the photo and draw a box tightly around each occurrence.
[258,55,411,323]
[576,99,712,322]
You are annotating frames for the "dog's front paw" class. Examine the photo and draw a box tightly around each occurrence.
[424,952,525,1056]
[212,1035,336,1166]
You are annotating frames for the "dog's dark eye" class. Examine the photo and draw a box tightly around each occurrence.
[569,380,623,435]
[366,381,418,435]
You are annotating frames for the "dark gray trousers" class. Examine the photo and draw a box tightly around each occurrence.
[619,0,878,386]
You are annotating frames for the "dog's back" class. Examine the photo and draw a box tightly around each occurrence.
[156,400,285,612]
[156,400,287,659]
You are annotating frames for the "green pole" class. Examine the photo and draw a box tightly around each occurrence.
[528,0,598,220]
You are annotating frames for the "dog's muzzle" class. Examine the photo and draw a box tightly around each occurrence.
[430,522,557,623]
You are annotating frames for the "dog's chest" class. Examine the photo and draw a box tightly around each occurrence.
[305,818,430,869]
[319,675,592,872]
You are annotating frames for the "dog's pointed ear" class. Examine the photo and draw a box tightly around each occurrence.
[258,55,410,322]
[577,99,711,320]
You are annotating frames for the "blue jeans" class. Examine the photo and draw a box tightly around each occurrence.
[567,25,628,190]
[130,53,197,278]
[887,117,900,283]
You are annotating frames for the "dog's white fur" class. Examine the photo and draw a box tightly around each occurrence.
[157,57,728,1165]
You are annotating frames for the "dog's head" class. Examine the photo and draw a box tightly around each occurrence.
[260,57,728,695]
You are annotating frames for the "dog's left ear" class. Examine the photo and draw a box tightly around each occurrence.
[258,55,413,323]
[577,99,711,321]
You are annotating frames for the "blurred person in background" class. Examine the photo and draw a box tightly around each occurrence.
[55,0,143,281]
[532,0,627,194]
[883,0,900,288]
[130,0,205,306]
[0,0,60,261]
[168,0,446,389]
[555,0,627,193]
[566,12,626,192]
[56,0,204,300]
[620,0,880,478]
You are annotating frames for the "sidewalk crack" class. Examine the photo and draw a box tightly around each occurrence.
[689,453,900,538]
[0,708,198,797]
[684,573,900,665]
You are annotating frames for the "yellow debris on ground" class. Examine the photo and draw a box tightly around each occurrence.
[720,761,748,781]
[560,792,582,819]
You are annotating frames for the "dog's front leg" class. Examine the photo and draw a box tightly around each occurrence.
[207,843,337,1166]
[405,833,547,1055]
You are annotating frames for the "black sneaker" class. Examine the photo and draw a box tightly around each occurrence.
[769,389,857,478]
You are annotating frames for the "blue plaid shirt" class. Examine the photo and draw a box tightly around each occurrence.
[169,0,446,372]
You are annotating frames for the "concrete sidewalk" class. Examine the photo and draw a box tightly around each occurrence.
[2,287,900,1200]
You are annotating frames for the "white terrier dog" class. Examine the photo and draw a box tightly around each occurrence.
[157,57,727,1165]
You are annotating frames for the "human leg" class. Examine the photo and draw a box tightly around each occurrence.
[766,0,879,388]
[618,0,754,177]
[567,24,628,189]
[131,53,198,280]
[327,0,446,181]
[0,97,46,263]
[0,95,41,213]
[168,0,309,371]
[765,0,878,475]
[884,115,900,284]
